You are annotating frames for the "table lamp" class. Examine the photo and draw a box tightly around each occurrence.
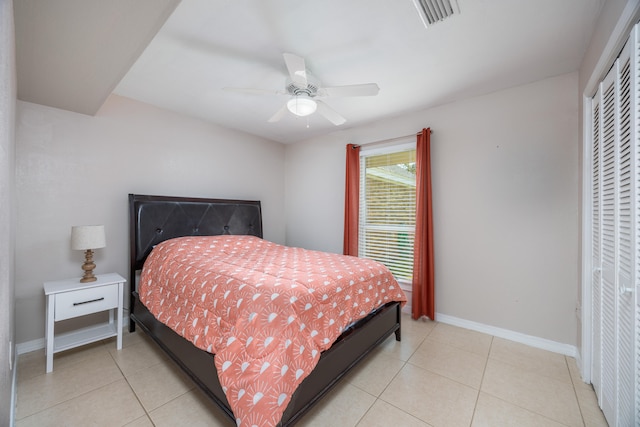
[70,225,106,283]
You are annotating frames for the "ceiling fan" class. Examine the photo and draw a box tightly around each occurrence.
[224,53,379,126]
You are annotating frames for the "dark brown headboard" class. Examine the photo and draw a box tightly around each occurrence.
[128,194,263,286]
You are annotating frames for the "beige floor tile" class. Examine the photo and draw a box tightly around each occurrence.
[345,347,406,396]
[297,381,376,427]
[18,341,108,383]
[149,389,234,427]
[124,415,155,427]
[566,358,608,427]
[582,406,609,427]
[16,350,123,419]
[380,363,478,427]
[15,379,145,427]
[471,392,567,427]
[104,328,147,348]
[357,399,433,427]
[109,335,167,377]
[378,329,426,362]
[16,350,46,383]
[489,338,572,384]
[481,359,583,427]
[566,356,586,387]
[15,316,610,427]
[17,329,143,384]
[408,337,487,388]
[400,314,437,339]
[377,315,434,361]
[428,323,493,357]
[126,358,195,411]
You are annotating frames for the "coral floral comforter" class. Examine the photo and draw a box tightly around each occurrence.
[139,235,406,427]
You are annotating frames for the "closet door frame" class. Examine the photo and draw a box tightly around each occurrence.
[581,0,640,385]
[581,5,640,426]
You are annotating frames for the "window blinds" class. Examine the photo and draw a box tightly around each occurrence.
[358,147,416,283]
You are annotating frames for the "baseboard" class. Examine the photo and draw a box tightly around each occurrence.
[15,338,44,355]
[18,312,576,359]
[436,312,578,357]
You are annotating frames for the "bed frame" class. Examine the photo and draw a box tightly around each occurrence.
[128,194,402,426]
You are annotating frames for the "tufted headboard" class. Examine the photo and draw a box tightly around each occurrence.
[128,194,263,287]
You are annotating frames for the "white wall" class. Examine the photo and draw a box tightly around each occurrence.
[15,95,286,344]
[285,73,579,346]
[0,0,16,424]
[14,72,581,350]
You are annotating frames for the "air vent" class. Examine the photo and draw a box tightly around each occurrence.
[412,0,460,27]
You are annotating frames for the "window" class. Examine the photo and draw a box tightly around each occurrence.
[358,143,416,284]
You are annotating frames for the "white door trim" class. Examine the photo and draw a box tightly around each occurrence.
[580,0,640,384]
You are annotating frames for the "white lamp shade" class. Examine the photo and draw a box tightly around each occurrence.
[287,96,317,117]
[71,225,106,250]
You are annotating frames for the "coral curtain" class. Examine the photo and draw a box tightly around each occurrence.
[412,128,435,320]
[343,144,360,256]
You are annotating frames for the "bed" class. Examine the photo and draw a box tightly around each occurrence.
[128,193,404,426]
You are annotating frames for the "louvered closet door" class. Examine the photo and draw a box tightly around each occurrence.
[616,37,635,427]
[589,25,639,427]
[632,25,640,425]
[591,81,603,407]
[598,55,618,425]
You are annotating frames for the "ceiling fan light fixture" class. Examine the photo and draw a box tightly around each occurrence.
[287,95,317,117]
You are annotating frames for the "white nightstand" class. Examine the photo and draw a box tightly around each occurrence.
[44,273,126,373]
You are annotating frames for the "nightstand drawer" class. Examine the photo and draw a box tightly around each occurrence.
[54,284,119,321]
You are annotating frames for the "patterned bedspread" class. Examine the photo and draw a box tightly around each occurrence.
[139,235,406,426]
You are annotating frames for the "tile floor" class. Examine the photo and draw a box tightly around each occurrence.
[15,314,609,427]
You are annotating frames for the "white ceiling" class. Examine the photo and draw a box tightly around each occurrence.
[15,0,605,144]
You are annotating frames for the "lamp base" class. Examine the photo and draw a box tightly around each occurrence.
[80,249,98,283]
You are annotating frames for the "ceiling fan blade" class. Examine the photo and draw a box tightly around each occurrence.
[268,103,289,123]
[319,83,380,97]
[283,53,308,88]
[223,87,286,96]
[316,100,346,126]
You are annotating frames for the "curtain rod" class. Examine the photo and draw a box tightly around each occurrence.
[351,131,429,148]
